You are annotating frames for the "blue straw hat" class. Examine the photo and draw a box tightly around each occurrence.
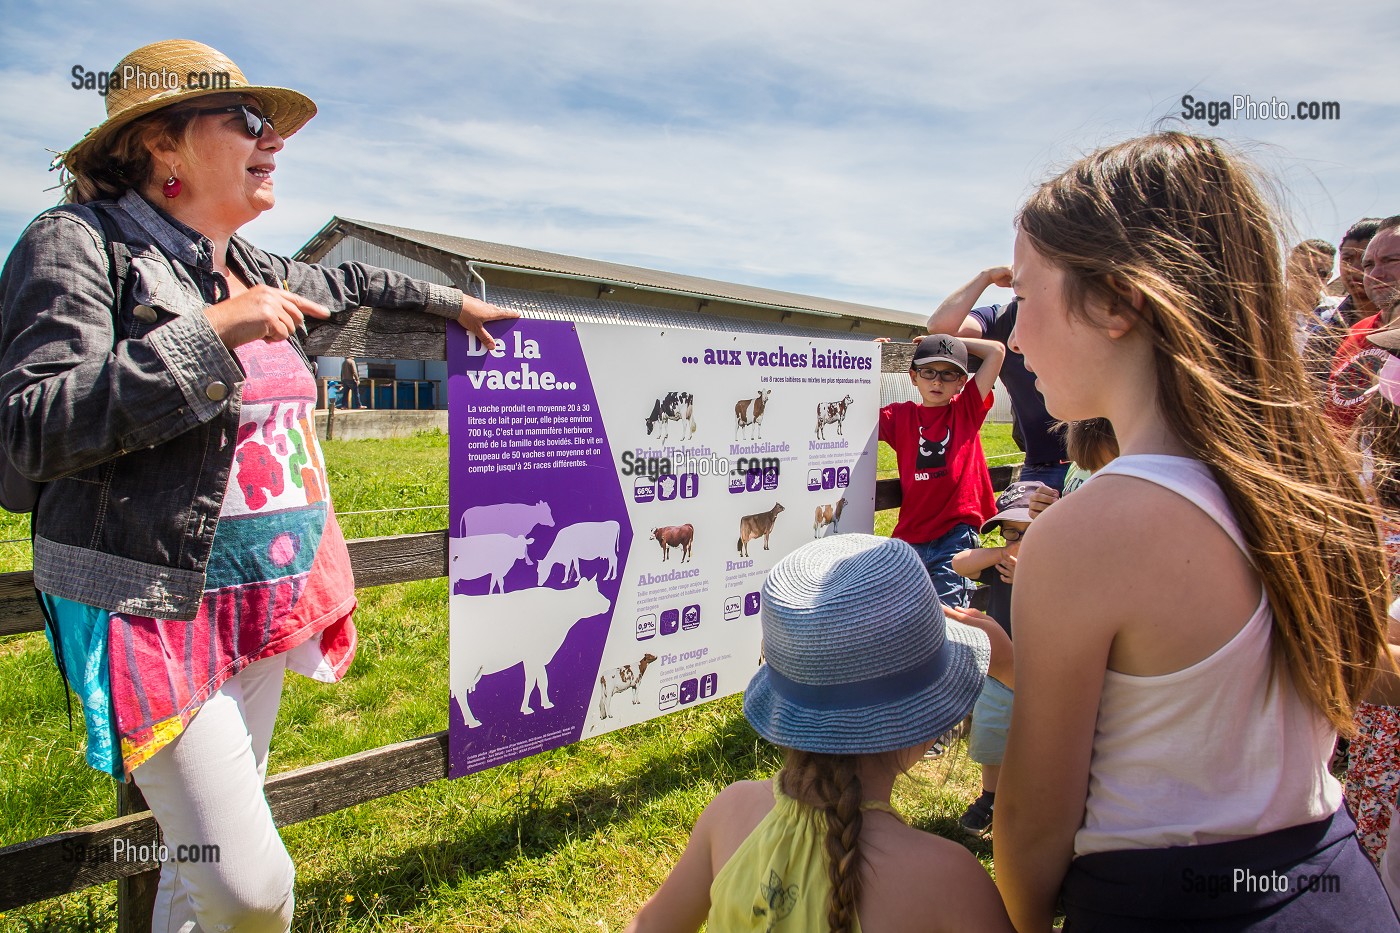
[744,534,990,755]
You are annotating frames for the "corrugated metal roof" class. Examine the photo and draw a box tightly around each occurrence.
[326,217,927,329]
[483,285,884,341]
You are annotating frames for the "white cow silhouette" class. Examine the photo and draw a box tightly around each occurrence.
[452,533,533,594]
[536,520,621,585]
[450,577,612,728]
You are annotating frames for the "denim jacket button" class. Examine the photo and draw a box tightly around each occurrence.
[132,304,158,323]
[204,381,229,401]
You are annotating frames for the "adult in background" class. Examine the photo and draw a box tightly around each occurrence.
[1326,215,1400,431]
[0,40,516,931]
[995,132,1396,931]
[1342,329,1400,871]
[340,354,361,408]
[927,268,1069,492]
[1365,218,1400,314]
[1287,238,1339,345]
[1303,219,1382,389]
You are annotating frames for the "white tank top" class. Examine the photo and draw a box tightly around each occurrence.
[1074,455,1342,857]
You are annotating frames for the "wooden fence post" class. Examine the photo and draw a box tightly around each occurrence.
[115,782,156,933]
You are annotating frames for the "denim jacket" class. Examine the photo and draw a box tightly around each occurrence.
[0,191,464,619]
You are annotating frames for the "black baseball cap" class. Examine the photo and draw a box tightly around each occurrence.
[911,335,969,375]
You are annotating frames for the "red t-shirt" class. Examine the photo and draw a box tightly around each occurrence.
[1327,313,1388,431]
[879,385,995,544]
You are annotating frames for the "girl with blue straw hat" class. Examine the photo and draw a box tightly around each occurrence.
[627,533,1016,933]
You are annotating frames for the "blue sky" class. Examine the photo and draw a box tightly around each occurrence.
[1,0,1396,319]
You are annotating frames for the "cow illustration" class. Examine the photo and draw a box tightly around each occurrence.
[597,653,658,719]
[458,500,554,539]
[813,497,847,537]
[652,524,695,562]
[451,533,534,594]
[450,578,612,728]
[735,390,772,440]
[738,503,785,557]
[536,521,621,585]
[645,391,697,443]
[815,395,854,439]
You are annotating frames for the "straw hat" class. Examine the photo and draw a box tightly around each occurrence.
[60,39,317,177]
[743,534,990,755]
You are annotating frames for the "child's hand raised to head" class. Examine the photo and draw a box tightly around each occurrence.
[943,605,1014,688]
[1027,485,1060,518]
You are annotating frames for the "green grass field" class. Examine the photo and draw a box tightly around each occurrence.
[1,426,1018,931]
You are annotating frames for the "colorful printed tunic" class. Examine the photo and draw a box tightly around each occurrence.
[44,336,356,777]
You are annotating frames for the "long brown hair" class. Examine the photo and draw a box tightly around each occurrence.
[63,108,197,204]
[1357,390,1400,515]
[1018,131,1388,733]
[779,749,865,933]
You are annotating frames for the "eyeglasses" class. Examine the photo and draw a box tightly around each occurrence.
[1001,528,1026,542]
[184,104,275,139]
[915,367,965,383]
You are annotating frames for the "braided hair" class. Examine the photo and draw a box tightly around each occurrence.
[780,749,865,933]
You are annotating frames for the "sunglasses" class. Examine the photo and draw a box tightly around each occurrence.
[1000,527,1027,542]
[914,367,965,383]
[184,104,275,139]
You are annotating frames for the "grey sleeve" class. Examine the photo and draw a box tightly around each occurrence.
[257,247,466,321]
[0,212,243,480]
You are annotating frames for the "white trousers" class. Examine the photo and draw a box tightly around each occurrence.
[132,652,295,933]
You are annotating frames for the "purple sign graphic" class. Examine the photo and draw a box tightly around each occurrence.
[448,321,633,778]
[446,320,880,778]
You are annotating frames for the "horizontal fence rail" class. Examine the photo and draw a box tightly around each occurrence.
[0,531,447,639]
[0,319,1024,921]
[0,464,1019,641]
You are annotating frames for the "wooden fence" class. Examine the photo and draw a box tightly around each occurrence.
[0,320,1018,927]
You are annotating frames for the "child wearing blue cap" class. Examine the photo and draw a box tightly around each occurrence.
[626,534,1015,933]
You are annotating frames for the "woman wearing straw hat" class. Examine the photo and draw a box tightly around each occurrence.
[0,39,515,930]
[627,534,1016,933]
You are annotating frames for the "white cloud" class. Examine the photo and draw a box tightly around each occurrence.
[0,0,1395,314]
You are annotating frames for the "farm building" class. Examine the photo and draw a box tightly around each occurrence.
[294,218,1013,419]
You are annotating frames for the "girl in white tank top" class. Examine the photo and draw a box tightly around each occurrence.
[991,134,1396,932]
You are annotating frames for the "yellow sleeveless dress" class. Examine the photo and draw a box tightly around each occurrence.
[706,777,904,932]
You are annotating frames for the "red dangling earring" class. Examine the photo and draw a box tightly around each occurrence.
[162,175,182,199]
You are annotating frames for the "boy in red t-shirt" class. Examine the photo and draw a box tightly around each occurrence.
[879,333,1005,606]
